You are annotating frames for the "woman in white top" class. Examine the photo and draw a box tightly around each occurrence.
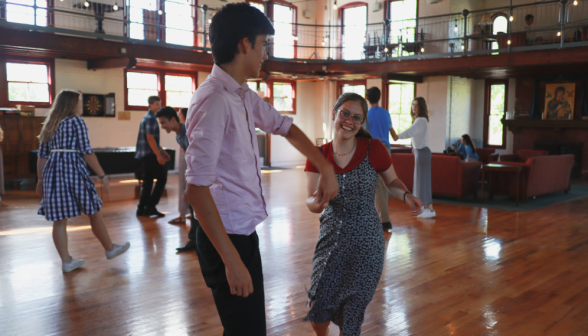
[392,97,436,218]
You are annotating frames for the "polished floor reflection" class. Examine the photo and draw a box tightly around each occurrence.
[1,168,588,335]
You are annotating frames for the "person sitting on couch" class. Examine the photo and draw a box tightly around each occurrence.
[456,134,479,162]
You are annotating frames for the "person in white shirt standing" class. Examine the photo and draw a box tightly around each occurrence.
[392,97,436,218]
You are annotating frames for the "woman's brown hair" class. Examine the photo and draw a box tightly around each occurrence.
[461,134,477,154]
[333,92,372,139]
[38,90,81,143]
[413,97,429,122]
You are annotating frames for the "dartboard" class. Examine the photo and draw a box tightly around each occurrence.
[85,96,102,115]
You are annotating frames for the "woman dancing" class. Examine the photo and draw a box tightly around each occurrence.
[36,89,130,272]
[304,93,422,336]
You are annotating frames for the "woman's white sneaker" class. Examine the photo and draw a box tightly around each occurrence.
[62,257,85,273]
[417,209,436,218]
[106,242,130,260]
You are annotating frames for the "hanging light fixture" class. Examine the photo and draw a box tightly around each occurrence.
[461,44,465,50]
[509,16,514,22]
[557,31,561,36]
[333,0,337,10]
[454,22,458,33]
[420,47,425,53]
[573,0,578,5]
[84,1,90,8]
[113,2,119,11]
[507,40,511,45]
[158,9,163,15]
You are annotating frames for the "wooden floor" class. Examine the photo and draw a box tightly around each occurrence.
[1,167,588,335]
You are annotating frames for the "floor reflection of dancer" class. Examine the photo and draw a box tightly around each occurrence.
[155,107,199,252]
[304,93,422,336]
[36,89,130,273]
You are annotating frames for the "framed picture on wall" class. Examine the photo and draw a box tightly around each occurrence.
[543,83,575,120]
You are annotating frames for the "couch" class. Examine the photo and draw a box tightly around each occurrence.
[500,149,548,163]
[490,154,574,202]
[391,153,482,201]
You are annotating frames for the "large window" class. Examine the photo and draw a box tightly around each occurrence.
[126,72,159,108]
[247,80,294,113]
[165,0,195,46]
[388,0,417,56]
[340,4,367,60]
[249,2,265,12]
[484,80,507,148]
[247,81,269,99]
[339,81,366,98]
[7,0,48,26]
[272,82,295,114]
[273,4,296,59]
[125,69,195,110]
[388,83,414,146]
[6,62,51,105]
[129,0,160,41]
[165,75,194,107]
[492,15,508,50]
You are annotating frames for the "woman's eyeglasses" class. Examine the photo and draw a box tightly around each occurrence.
[336,109,365,125]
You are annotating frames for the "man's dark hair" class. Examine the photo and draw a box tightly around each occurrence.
[148,96,161,105]
[179,108,188,119]
[366,87,381,105]
[209,3,275,65]
[155,106,179,122]
[525,14,534,21]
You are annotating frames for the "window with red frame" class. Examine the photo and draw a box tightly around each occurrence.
[125,70,195,110]
[340,3,367,60]
[6,0,49,26]
[339,80,366,98]
[483,79,508,148]
[246,80,295,114]
[271,81,295,114]
[6,61,52,105]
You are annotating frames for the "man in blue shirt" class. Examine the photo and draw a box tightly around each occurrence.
[366,87,398,232]
[156,106,200,252]
[135,96,169,217]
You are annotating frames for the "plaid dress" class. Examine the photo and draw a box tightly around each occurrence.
[38,116,102,221]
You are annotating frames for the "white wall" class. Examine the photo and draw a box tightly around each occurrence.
[416,76,448,153]
[270,81,318,166]
[446,76,475,147]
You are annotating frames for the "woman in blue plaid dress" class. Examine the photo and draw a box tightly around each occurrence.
[36,90,130,273]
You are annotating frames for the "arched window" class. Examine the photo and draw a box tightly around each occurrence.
[491,15,508,50]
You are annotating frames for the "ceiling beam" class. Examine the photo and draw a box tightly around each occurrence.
[88,57,137,70]
[384,73,424,83]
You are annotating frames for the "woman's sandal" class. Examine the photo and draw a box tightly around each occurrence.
[168,217,186,225]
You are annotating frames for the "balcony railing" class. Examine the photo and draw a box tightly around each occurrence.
[1,0,587,63]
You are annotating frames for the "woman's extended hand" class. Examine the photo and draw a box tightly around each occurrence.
[405,194,423,212]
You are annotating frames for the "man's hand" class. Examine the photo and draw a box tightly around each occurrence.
[161,150,171,161]
[316,165,338,204]
[156,154,166,165]
[225,259,254,297]
[309,191,329,211]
